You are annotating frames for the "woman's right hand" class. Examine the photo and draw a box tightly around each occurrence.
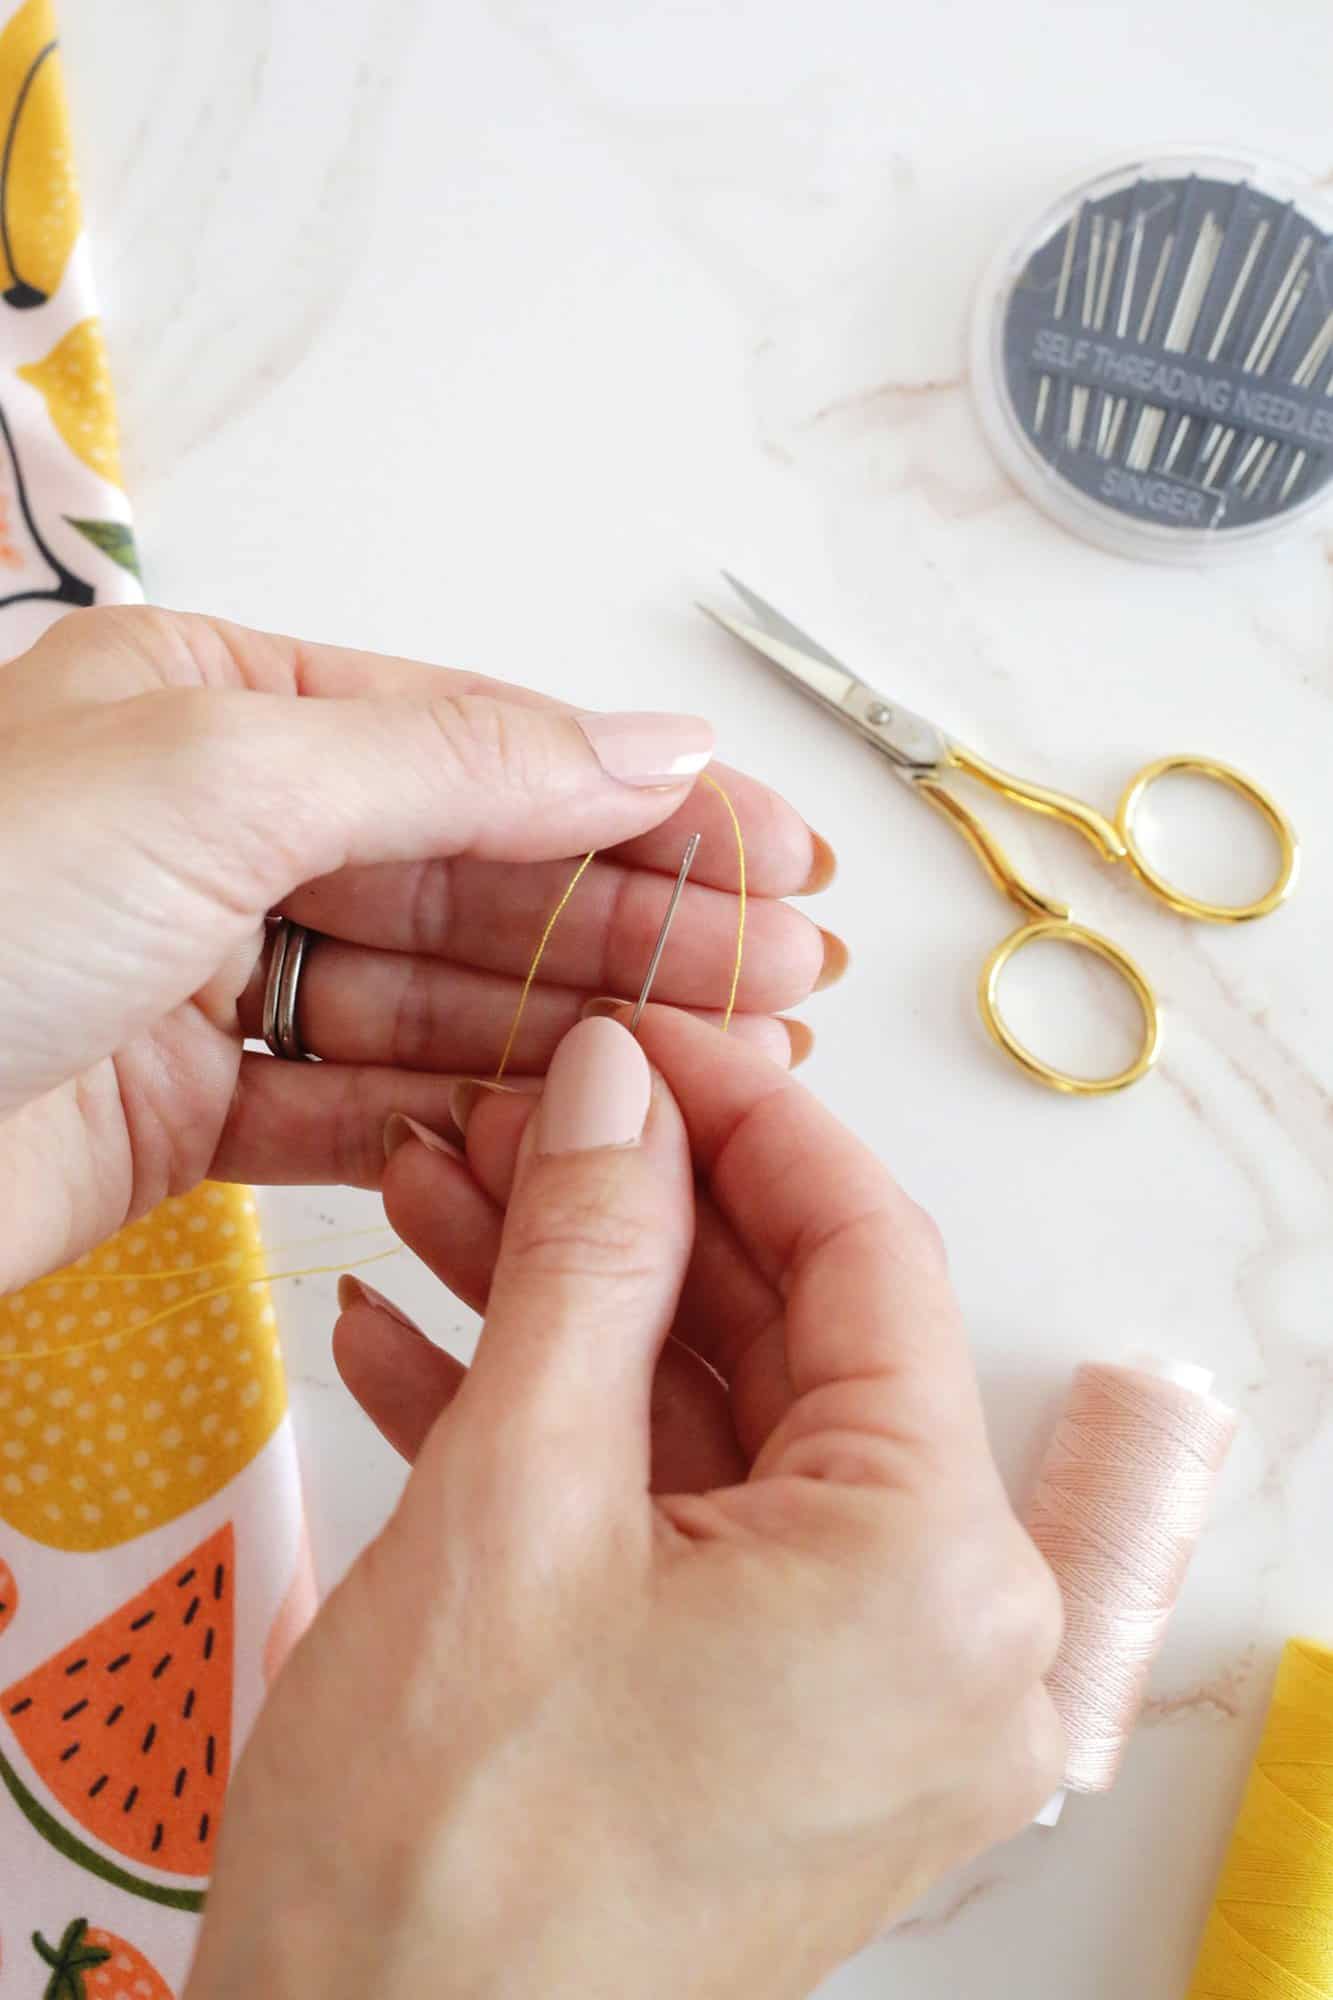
[190,1011,1062,2000]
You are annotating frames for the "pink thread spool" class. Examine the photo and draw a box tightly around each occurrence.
[1024,1358,1236,1801]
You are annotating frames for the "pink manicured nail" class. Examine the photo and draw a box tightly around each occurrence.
[383,1113,459,1162]
[336,1275,419,1331]
[537,1017,651,1155]
[576,711,714,788]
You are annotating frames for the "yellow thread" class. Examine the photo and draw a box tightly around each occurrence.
[5,783,749,1365]
[0,1246,403,1367]
[492,777,748,1076]
[26,1223,397,1289]
[1186,1637,1333,1998]
[494,850,597,1082]
[700,773,746,1034]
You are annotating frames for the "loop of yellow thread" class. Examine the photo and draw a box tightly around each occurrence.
[5,787,749,1365]
[0,1247,404,1367]
[493,777,748,1079]
[700,773,746,1034]
[26,1223,397,1289]
[494,850,597,1081]
[1186,1638,1333,1999]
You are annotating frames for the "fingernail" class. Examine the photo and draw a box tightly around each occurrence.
[383,1113,459,1162]
[580,995,631,1021]
[537,1016,651,1155]
[576,712,714,789]
[784,1019,815,1069]
[450,1079,482,1139]
[337,1275,418,1331]
[814,928,850,992]
[448,1077,541,1140]
[798,832,838,896]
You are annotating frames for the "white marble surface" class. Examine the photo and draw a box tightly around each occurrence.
[61,3,1333,1993]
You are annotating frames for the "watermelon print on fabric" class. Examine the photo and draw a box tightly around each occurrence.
[2,1527,233,1884]
[0,3,315,1985]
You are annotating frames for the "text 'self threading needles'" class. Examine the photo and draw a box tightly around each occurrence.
[1185,1639,1333,2000]
[1024,1361,1236,1794]
[987,158,1333,551]
[630,833,700,1033]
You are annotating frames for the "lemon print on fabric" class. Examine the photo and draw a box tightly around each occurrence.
[0,1187,285,1552]
[0,0,79,309]
[19,317,121,484]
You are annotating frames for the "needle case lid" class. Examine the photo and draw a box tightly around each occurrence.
[972,151,1333,561]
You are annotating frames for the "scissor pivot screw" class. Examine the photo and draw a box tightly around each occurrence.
[867,702,892,725]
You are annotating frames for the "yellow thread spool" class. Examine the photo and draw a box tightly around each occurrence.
[1187,1638,1333,1998]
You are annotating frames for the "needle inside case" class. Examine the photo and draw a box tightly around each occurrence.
[973,151,1333,560]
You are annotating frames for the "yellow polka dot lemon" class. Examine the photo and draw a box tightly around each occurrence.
[0,0,79,309]
[0,1187,286,1553]
[19,316,122,485]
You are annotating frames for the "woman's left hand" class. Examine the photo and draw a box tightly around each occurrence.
[0,606,838,1288]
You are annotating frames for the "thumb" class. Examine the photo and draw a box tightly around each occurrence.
[443,1017,695,1527]
[45,686,715,899]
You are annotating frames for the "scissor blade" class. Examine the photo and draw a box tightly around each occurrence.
[702,582,950,774]
[719,572,854,681]
[700,604,859,714]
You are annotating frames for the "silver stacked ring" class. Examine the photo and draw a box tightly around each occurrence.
[262,919,317,1061]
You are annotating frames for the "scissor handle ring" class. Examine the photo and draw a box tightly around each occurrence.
[1115,755,1298,923]
[978,919,1162,1096]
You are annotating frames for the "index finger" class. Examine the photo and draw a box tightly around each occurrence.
[632,1007,989,1463]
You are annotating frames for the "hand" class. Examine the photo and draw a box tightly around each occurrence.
[188,1012,1062,2000]
[0,606,838,1287]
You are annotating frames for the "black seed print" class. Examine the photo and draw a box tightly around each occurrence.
[202,1627,215,1662]
[141,1723,157,1754]
[212,1562,225,1602]
[129,1610,156,1631]
[205,1734,216,1777]
[182,1688,196,1720]
[62,1657,87,1677]
[175,1567,196,1588]
[152,1821,164,1853]
[198,1811,210,1843]
[104,1704,123,1727]
[122,1784,138,1813]
[8,1696,32,1715]
[106,1653,131,1674]
[59,1741,80,1762]
[61,1699,88,1721]
[87,1773,108,1798]
[151,1652,173,1680]
[174,1766,187,1798]
[182,1596,200,1627]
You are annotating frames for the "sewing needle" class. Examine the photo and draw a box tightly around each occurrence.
[629,833,701,1033]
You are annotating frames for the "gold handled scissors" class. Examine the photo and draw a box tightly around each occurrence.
[705,574,1298,1096]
